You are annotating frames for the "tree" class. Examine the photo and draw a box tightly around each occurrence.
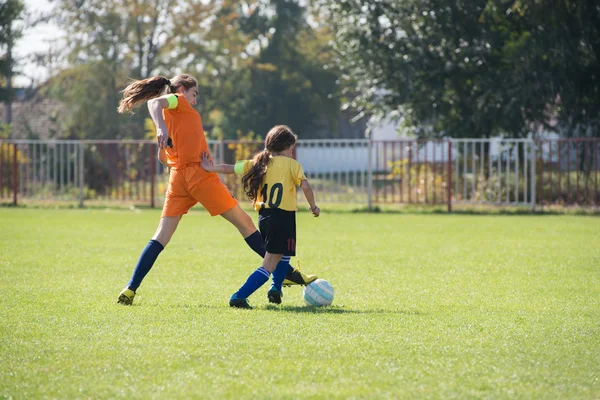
[42,0,259,139]
[38,0,343,140]
[516,0,600,137]
[43,0,198,139]
[325,0,600,138]
[162,0,256,139]
[224,0,342,139]
[0,0,25,127]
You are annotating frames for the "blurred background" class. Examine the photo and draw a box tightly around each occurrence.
[0,0,599,209]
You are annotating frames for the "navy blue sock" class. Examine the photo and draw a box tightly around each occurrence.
[242,230,292,290]
[234,267,270,299]
[127,239,164,291]
[244,230,266,258]
[271,256,291,291]
[243,231,294,281]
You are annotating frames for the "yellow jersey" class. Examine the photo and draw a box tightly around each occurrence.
[236,156,306,212]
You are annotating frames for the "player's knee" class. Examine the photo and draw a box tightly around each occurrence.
[223,207,256,235]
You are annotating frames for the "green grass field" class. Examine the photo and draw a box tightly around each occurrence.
[1,207,599,399]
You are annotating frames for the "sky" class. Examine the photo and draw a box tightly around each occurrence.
[14,0,61,86]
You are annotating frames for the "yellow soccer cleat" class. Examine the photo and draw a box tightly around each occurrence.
[282,262,318,287]
[117,288,136,305]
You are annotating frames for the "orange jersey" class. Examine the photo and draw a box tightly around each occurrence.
[160,94,237,217]
[163,94,208,168]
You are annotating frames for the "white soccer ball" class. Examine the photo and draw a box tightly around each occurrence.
[303,279,334,306]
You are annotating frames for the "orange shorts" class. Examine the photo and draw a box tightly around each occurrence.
[162,163,239,217]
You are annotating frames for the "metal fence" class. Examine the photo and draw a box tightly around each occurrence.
[1,138,598,209]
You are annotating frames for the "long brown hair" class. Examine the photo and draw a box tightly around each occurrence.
[117,74,198,114]
[242,125,298,201]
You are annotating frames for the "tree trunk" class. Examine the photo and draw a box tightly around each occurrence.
[5,37,13,127]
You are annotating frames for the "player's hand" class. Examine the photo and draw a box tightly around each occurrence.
[200,151,214,171]
[311,206,320,217]
[157,128,169,149]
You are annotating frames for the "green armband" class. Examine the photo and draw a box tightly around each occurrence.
[234,161,245,175]
[165,94,178,109]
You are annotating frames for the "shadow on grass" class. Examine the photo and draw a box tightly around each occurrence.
[263,304,422,315]
[157,303,421,315]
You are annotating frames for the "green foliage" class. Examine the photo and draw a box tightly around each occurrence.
[0,123,11,138]
[0,0,24,105]
[325,0,600,138]
[45,0,186,139]
[28,0,344,140]
[0,0,24,44]
[1,208,599,398]
[41,63,120,139]
[229,0,342,139]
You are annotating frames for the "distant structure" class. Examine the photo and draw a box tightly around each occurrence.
[0,88,63,139]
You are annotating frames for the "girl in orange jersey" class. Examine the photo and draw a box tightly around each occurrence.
[201,125,320,308]
[115,74,316,305]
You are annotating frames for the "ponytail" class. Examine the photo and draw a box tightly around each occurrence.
[242,125,297,201]
[117,76,173,114]
[242,150,272,201]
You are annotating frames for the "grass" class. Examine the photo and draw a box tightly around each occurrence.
[0,207,599,399]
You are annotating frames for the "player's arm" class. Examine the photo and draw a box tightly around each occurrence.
[148,94,177,149]
[200,152,235,174]
[158,147,168,166]
[300,179,320,217]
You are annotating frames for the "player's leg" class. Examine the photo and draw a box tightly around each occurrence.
[263,208,297,304]
[220,205,316,285]
[230,252,282,309]
[117,216,182,305]
[130,215,182,288]
[118,168,195,305]
[219,204,265,254]
[193,171,317,285]
[268,259,289,304]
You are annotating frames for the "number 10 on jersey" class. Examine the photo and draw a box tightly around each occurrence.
[261,183,283,208]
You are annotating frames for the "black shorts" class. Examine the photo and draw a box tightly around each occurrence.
[258,208,296,256]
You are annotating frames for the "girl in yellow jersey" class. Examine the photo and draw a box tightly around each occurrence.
[201,125,320,308]
[115,75,316,305]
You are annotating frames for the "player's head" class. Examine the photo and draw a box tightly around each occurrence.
[117,74,198,114]
[170,75,199,106]
[242,125,298,201]
[264,125,297,153]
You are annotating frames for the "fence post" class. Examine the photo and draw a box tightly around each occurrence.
[367,137,373,211]
[78,142,84,208]
[150,144,156,208]
[447,140,452,212]
[531,140,536,211]
[219,140,225,164]
[13,143,17,206]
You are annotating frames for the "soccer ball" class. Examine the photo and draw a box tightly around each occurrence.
[303,279,334,306]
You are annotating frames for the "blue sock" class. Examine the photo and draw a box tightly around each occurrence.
[127,239,164,291]
[244,230,266,258]
[271,256,291,292]
[234,267,271,299]
[243,231,295,281]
